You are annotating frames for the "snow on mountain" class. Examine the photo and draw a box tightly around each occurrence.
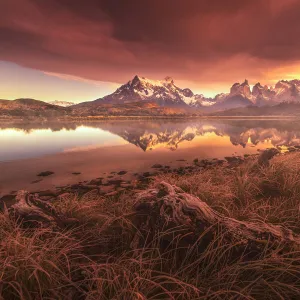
[272,80,300,102]
[75,75,300,113]
[212,79,300,110]
[49,100,75,107]
[93,75,213,108]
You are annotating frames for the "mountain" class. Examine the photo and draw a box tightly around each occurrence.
[49,100,75,107]
[72,76,300,114]
[3,77,300,118]
[73,75,213,110]
[0,98,70,118]
[210,79,300,110]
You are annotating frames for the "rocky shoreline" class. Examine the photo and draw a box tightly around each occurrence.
[2,145,299,206]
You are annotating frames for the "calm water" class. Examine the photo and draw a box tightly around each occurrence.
[0,119,299,162]
[1,119,300,194]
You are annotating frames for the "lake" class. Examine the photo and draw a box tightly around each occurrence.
[0,119,299,195]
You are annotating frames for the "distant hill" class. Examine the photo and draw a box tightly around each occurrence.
[0,98,70,118]
[212,102,300,116]
[71,101,193,117]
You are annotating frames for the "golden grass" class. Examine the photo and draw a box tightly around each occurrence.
[155,153,300,231]
[1,152,300,299]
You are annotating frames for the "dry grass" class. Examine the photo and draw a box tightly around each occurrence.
[1,152,300,299]
[155,153,300,231]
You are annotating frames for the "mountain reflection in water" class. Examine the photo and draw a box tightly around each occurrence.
[0,119,300,161]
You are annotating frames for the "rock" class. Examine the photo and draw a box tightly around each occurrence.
[72,172,81,175]
[89,179,102,185]
[258,148,280,167]
[151,164,163,169]
[37,190,57,197]
[118,171,127,175]
[31,179,43,184]
[70,184,98,192]
[224,156,243,164]
[288,146,298,153]
[37,171,54,177]
[0,194,16,210]
[142,172,152,177]
[107,179,123,186]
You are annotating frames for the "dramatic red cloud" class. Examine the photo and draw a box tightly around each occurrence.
[1,0,300,92]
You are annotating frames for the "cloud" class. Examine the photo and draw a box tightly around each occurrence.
[1,0,300,90]
[43,71,108,86]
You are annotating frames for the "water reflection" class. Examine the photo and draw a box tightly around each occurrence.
[1,119,300,161]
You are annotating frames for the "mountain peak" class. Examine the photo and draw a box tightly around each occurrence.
[230,80,252,99]
[164,76,174,84]
[242,79,249,86]
[131,75,142,85]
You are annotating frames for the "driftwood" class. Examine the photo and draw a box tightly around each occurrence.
[10,190,78,228]
[132,182,300,258]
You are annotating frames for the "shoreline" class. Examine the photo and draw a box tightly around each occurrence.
[0,115,298,124]
[1,145,299,201]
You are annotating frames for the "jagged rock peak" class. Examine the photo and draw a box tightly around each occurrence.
[230,80,252,98]
[242,79,249,86]
[131,75,142,85]
[164,76,174,84]
[254,82,263,88]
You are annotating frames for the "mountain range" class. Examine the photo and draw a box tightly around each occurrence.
[74,76,300,108]
[2,76,300,117]
[71,76,300,115]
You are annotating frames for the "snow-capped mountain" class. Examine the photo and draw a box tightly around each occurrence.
[211,79,300,110]
[271,80,300,102]
[91,75,213,108]
[49,100,75,107]
[73,75,300,114]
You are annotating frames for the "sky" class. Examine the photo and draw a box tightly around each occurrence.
[1,0,300,102]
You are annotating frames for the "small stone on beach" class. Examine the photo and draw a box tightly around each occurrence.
[37,171,54,177]
[118,171,127,175]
